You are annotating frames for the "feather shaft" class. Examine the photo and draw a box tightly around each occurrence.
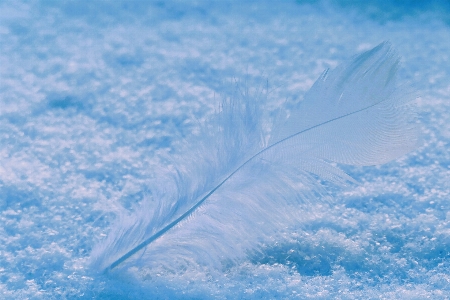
[105,87,392,272]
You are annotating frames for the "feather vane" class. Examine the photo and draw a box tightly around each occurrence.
[90,42,418,274]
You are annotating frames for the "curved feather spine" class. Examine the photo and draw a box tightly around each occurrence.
[105,89,397,272]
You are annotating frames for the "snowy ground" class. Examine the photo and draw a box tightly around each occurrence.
[1,0,450,299]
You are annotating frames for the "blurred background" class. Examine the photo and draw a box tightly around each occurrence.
[1,0,449,298]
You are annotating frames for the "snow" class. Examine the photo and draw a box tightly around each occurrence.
[1,0,449,298]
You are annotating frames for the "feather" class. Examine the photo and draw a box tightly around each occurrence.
[90,42,419,275]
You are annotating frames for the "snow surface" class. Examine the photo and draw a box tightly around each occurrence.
[1,0,449,299]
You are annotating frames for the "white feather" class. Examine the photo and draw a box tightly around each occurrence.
[90,42,418,275]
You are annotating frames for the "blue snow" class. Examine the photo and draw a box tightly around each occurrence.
[1,0,449,299]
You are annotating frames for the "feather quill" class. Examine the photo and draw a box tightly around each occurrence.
[90,42,418,274]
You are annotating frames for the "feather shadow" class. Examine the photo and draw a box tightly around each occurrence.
[90,42,419,275]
